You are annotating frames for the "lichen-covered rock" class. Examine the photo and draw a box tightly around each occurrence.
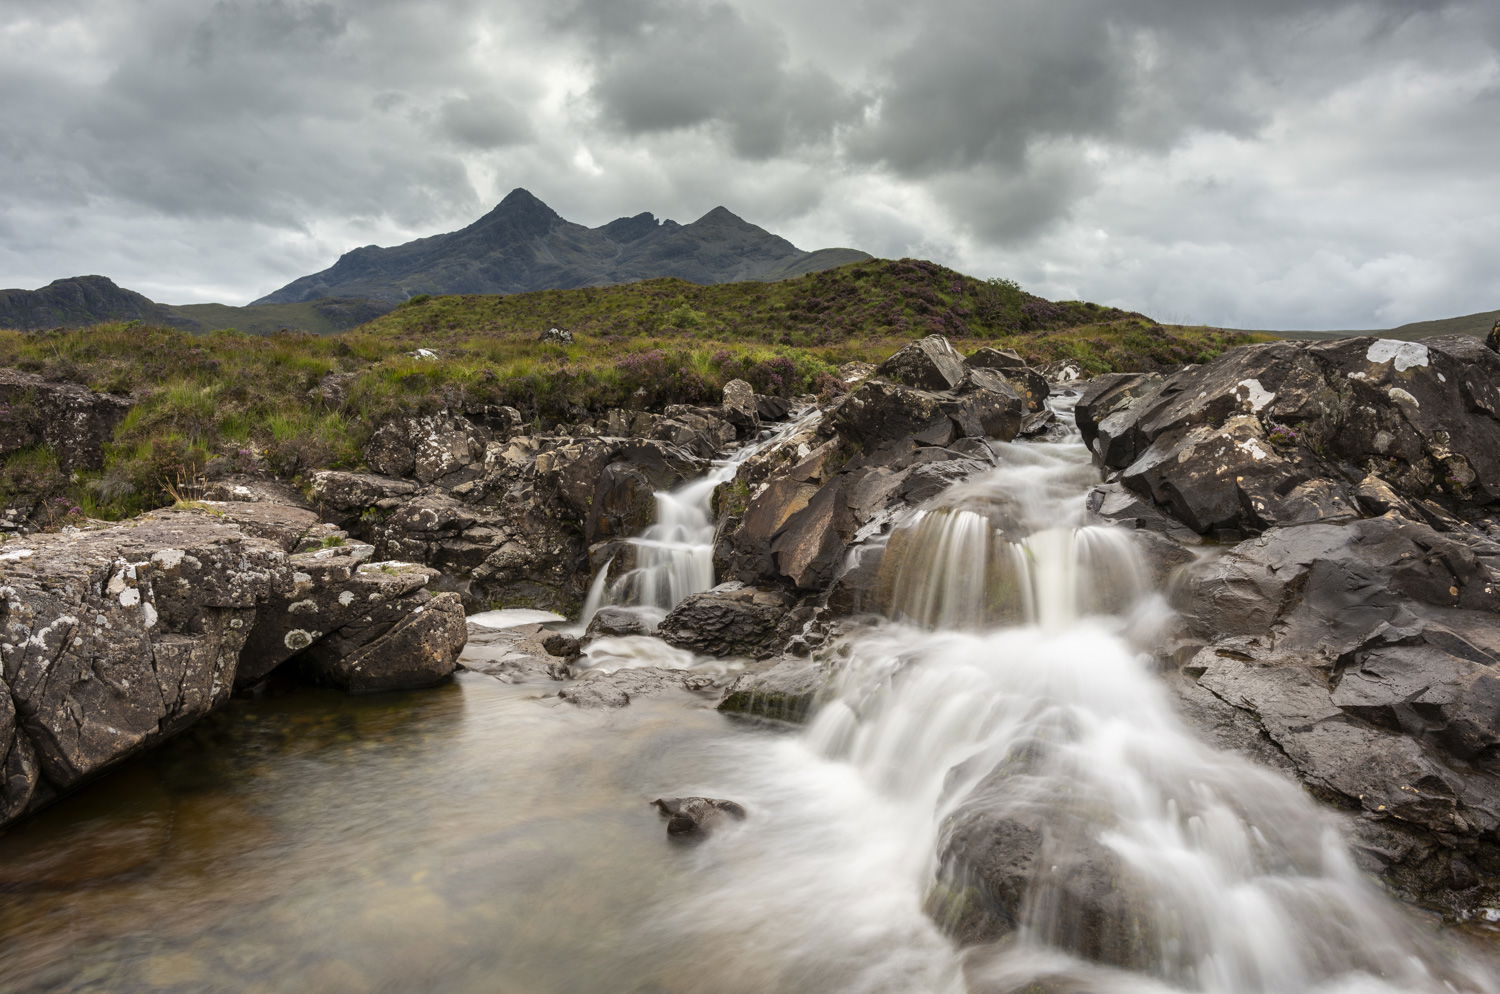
[0,504,469,827]
[363,413,491,486]
[1077,337,1500,535]
[299,587,466,693]
[876,335,969,391]
[0,368,130,472]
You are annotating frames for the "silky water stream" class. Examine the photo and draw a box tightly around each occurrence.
[0,403,1494,993]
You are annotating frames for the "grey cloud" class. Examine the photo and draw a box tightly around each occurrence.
[436,95,534,149]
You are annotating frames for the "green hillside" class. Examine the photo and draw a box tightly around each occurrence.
[0,257,1263,522]
[1253,308,1499,343]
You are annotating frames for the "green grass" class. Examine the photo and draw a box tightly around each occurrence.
[0,258,1267,523]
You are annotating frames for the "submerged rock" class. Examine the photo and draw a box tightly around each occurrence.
[651,796,747,841]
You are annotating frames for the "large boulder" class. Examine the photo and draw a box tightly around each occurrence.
[363,412,491,486]
[876,335,969,391]
[0,368,130,473]
[657,584,794,659]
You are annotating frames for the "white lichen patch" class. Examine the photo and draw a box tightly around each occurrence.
[142,602,158,628]
[288,599,319,614]
[1388,387,1420,407]
[338,590,356,607]
[283,629,315,651]
[1366,339,1430,372]
[118,587,141,608]
[1236,438,1271,462]
[0,549,34,563]
[151,549,185,569]
[1236,378,1275,412]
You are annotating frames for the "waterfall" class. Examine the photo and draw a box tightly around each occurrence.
[794,402,1497,994]
[577,410,814,628]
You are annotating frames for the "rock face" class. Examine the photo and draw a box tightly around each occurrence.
[1076,337,1500,536]
[1074,336,1500,916]
[0,502,466,828]
[0,368,131,473]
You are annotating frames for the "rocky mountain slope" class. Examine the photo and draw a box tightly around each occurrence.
[0,276,192,332]
[254,188,870,305]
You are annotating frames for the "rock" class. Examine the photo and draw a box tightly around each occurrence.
[540,327,573,344]
[721,378,759,430]
[558,666,722,709]
[0,502,469,827]
[363,413,490,486]
[837,361,877,387]
[876,335,969,391]
[651,796,747,841]
[755,394,794,422]
[1171,512,1500,914]
[966,348,1049,412]
[309,470,420,512]
[657,584,793,658]
[585,605,656,638]
[1079,337,1500,535]
[308,370,358,409]
[1488,320,1500,353]
[718,657,829,722]
[299,587,466,693]
[0,368,130,473]
[542,632,582,658]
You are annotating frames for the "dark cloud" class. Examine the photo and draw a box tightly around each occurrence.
[0,0,1495,328]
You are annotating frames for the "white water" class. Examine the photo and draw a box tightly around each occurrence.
[643,398,1496,994]
[577,411,814,627]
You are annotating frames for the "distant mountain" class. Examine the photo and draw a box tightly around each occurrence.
[0,275,191,332]
[1259,308,1500,343]
[0,275,391,335]
[253,189,872,305]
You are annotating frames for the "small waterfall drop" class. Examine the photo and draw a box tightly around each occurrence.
[798,400,1496,993]
[578,411,814,627]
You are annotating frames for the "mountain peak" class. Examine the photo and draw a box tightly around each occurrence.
[498,187,547,210]
[694,206,749,226]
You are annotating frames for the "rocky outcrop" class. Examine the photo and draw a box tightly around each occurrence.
[1076,337,1500,537]
[1073,336,1500,915]
[0,501,466,828]
[1174,515,1500,912]
[0,368,130,473]
[715,336,1045,600]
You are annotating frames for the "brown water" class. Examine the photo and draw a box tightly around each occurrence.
[0,658,967,994]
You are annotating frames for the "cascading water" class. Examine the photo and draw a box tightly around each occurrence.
[577,411,814,627]
[653,397,1497,994]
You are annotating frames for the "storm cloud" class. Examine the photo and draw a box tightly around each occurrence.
[1,0,1495,327]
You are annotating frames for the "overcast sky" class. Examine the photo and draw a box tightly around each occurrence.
[2,0,1496,329]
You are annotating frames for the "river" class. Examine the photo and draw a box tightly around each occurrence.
[0,402,1494,993]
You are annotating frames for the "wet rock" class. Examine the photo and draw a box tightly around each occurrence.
[0,368,130,473]
[657,584,793,658]
[1171,513,1500,913]
[558,666,722,709]
[717,657,829,722]
[299,586,466,693]
[651,796,747,841]
[585,605,657,638]
[542,632,582,658]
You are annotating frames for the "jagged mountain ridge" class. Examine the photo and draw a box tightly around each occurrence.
[253,188,871,305]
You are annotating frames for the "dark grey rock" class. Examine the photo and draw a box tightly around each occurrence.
[651,796,747,841]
